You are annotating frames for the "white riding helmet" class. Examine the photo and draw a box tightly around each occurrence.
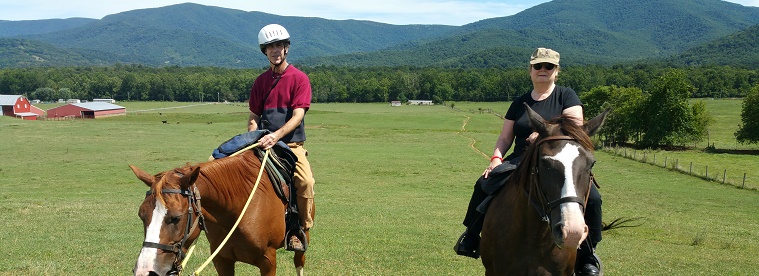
[258,24,290,54]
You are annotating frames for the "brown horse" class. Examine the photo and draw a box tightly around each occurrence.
[480,105,609,275]
[131,149,312,276]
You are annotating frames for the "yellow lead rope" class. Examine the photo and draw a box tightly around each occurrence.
[185,143,270,276]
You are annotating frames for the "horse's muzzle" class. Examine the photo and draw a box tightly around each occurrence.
[552,207,588,249]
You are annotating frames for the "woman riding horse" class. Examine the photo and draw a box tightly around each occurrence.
[454,48,604,276]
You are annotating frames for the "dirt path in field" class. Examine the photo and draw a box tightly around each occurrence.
[457,115,488,159]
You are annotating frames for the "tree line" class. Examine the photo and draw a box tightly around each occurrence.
[1,63,758,147]
[0,64,757,104]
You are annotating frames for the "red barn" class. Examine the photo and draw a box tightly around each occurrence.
[46,102,126,119]
[0,95,45,120]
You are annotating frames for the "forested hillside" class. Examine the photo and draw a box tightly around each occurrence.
[13,3,456,68]
[0,18,96,37]
[304,0,759,67]
[2,0,759,68]
[0,38,113,67]
[669,24,759,68]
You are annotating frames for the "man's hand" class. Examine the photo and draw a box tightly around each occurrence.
[259,133,280,150]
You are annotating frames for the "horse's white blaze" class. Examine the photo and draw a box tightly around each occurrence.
[545,143,580,199]
[134,199,169,275]
[545,143,588,247]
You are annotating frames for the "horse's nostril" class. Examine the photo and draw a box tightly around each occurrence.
[148,272,160,276]
[553,222,564,233]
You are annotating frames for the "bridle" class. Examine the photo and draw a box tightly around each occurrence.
[527,135,594,226]
[141,179,204,274]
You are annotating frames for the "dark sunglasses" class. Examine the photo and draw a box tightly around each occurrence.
[532,63,556,70]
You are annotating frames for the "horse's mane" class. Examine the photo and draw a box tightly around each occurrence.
[150,152,264,206]
[197,150,265,195]
[509,115,594,189]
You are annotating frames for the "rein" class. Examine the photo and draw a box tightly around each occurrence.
[528,135,593,227]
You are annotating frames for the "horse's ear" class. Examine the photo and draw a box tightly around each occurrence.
[524,103,549,137]
[584,108,611,136]
[179,166,201,189]
[130,165,155,187]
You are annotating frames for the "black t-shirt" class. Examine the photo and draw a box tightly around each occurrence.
[504,85,582,161]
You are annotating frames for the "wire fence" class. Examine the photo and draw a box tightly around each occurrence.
[601,145,757,191]
[466,108,502,118]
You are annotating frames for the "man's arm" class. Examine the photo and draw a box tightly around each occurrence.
[248,112,260,132]
[258,108,306,149]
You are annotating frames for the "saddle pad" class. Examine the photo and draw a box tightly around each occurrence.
[211,130,297,172]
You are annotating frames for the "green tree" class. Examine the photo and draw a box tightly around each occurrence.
[640,70,711,148]
[581,85,645,145]
[735,84,759,144]
[31,87,56,102]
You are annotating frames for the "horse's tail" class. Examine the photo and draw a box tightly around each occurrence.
[602,217,644,231]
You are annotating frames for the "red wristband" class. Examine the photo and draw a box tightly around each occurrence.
[490,156,502,162]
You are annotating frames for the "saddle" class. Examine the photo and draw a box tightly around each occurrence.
[211,130,303,245]
[476,161,518,213]
[212,130,297,200]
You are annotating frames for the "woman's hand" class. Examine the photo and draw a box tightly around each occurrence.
[483,158,502,178]
[526,132,539,144]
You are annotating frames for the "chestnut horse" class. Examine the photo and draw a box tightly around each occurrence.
[131,149,312,276]
[480,105,609,275]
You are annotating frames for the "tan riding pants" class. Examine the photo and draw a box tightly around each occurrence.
[287,142,315,229]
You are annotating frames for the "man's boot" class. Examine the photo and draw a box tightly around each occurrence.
[284,197,313,252]
[285,211,307,252]
[286,227,307,252]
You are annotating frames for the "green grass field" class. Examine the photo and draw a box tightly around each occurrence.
[0,101,757,275]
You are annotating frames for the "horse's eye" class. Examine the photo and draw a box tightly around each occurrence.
[167,216,181,225]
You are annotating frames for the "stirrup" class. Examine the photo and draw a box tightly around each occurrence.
[285,228,308,252]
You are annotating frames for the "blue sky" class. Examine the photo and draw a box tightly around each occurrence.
[0,0,758,26]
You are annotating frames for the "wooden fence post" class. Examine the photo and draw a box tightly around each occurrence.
[723,169,727,184]
[743,173,747,189]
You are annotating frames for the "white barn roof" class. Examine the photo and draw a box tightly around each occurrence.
[71,102,125,111]
[0,95,22,106]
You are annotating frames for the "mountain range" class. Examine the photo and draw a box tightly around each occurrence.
[1,0,758,68]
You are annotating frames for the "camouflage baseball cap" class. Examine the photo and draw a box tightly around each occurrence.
[530,48,560,65]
